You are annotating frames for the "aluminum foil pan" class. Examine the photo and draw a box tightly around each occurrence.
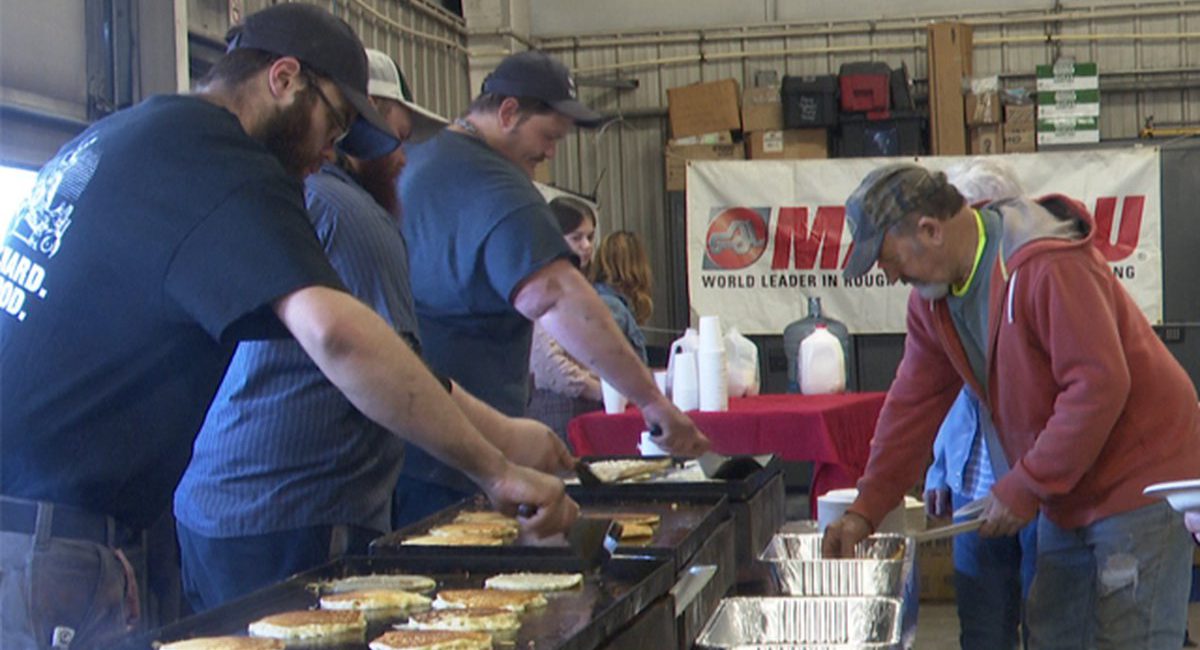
[695,596,903,649]
[758,534,912,597]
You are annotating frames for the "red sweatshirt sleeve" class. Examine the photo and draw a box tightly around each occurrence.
[848,291,963,528]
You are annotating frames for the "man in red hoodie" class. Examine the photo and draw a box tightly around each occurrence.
[822,163,1200,649]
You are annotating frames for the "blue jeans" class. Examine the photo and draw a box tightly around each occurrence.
[952,492,1037,650]
[176,523,380,613]
[1026,501,1193,650]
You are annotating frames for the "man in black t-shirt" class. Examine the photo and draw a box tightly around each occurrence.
[0,5,576,649]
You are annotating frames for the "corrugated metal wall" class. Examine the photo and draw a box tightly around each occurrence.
[205,0,469,118]
[536,1,1200,337]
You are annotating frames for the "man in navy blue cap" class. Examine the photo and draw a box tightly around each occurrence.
[396,50,710,525]
[0,8,577,649]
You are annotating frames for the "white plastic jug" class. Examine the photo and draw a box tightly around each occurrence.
[799,325,846,395]
[665,328,699,396]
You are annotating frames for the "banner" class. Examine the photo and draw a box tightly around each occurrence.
[687,150,1162,334]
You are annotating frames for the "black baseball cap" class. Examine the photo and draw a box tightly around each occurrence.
[482,51,604,128]
[226,3,400,159]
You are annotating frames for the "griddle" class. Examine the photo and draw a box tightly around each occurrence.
[115,553,673,650]
[372,493,729,573]
[566,454,782,501]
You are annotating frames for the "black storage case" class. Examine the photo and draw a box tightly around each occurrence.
[836,111,927,157]
[781,75,838,128]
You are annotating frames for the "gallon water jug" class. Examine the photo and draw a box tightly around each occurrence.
[799,324,846,395]
[784,297,851,391]
[665,328,699,396]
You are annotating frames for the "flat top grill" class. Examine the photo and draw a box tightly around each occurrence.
[116,554,674,650]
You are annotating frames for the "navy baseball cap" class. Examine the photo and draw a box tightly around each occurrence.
[843,163,942,279]
[482,51,604,127]
[226,3,400,159]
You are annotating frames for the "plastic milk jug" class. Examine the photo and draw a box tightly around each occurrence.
[799,324,846,395]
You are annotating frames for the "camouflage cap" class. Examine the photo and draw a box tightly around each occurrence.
[843,163,945,279]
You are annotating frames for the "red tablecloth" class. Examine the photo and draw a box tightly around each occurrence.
[567,393,886,513]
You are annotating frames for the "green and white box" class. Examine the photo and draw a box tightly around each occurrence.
[1038,89,1100,119]
[1036,62,1098,92]
[1037,116,1099,145]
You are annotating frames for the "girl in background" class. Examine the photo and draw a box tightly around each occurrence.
[527,197,603,442]
[590,230,651,363]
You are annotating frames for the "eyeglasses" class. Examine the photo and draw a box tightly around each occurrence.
[303,71,352,145]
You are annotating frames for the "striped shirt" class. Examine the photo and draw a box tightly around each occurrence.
[174,162,418,537]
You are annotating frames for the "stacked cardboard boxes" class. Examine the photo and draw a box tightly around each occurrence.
[664,79,744,191]
[1036,62,1100,146]
[664,143,743,191]
[965,77,1001,155]
[745,129,828,160]
[1003,104,1037,153]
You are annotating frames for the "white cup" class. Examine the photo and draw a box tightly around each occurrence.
[653,370,669,396]
[698,315,723,352]
[638,430,670,456]
[600,379,628,414]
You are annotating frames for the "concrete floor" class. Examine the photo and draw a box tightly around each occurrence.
[913,601,1200,649]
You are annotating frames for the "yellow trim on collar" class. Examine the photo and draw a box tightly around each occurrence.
[951,209,986,297]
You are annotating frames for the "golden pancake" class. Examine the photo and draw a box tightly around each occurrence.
[585,459,672,483]
[406,607,520,634]
[248,609,366,643]
[159,638,284,650]
[401,534,504,547]
[319,589,431,619]
[483,572,583,592]
[618,523,655,540]
[318,574,437,594]
[432,589,545,612]
[583,512,661,527]
[369,630,492,650]
[428,522,517,540]
[452,511,517,526]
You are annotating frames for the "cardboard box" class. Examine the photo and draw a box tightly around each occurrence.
[667,79,741,139]
[1037,116,1100,146]
[664,143,744,191]
[965,92,1000,125]
[927,22,973,155]
[1005,103,1036,126]
[1036,61,1099,91]
[670,131,734,146]
[745,129,828,160]
[1002,125,1036,153]
[918,537,956,602]
[969,125,1002,155]
[1038,88,1100,119]
[742,86,784,132]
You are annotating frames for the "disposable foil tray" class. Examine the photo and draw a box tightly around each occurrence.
[758,533,912,597]
[695,596,903,649]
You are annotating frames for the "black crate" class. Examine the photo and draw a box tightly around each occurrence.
[836,111,927,157]
[890,62,915,111]
[782,74,838,128]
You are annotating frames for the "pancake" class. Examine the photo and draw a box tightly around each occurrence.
[428,522,517,540]
[432,589,545,612]
[452,511,517,526]
[368,630,492,650]
[585,459,672,483]
[617,523,655,540]
[159,638,284,650]
[317,574,437,594]
[248,610,366,644]
[483,572,583,592]
[406,607,520,634]
[401,534,504,547]
[319,589,431,619]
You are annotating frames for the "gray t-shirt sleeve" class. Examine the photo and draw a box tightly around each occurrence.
[481,202,573,304]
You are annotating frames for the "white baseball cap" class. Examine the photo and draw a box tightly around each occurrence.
[363,48,447,143]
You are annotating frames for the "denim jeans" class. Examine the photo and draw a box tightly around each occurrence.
[1026,501,1193,650]
[176,522,381,613]
[1,531,138,650]
[952,492,1037,650]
